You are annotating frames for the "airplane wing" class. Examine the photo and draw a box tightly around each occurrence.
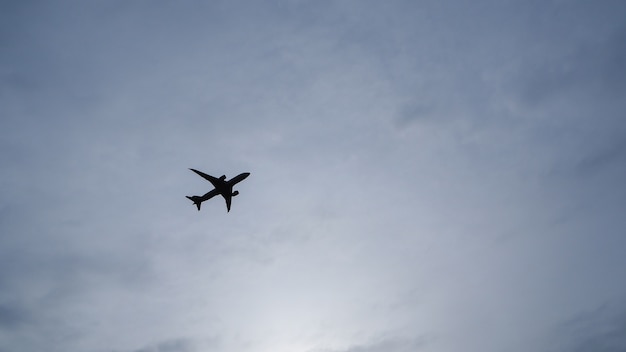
[189,168,223,188]
[222,193,232,212]
[228,172,251,186]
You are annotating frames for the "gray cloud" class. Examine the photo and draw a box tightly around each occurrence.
[577,140,626,175]
[1,1,625,352]
[314,337,431,352]
[132,337,199,352]
[548,302,626,352]
[0,305,29,330]
[519,26,626,107]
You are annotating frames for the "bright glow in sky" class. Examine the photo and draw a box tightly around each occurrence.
[1,1,626,352]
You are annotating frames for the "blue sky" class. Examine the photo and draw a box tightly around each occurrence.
[1,1,626,351]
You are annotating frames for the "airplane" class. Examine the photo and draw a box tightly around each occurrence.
[186,169,250,212]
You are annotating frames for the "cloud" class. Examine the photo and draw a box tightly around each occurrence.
[517,25,626,108]
[314,336,431,352]
[132,337,198,352]
[1,1,626,352]
[577,140,626,176]
[549,302,626,352]
[0,305,29,330]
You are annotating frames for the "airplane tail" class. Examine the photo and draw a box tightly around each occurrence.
[186,196,202,211]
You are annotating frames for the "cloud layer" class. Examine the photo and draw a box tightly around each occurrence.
[1,1,625,352]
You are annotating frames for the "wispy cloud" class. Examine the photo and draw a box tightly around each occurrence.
[1,1,625,352]
[549,302,626,352]
[312,336,431,352]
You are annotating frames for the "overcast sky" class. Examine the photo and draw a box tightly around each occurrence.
[1,1,626,352]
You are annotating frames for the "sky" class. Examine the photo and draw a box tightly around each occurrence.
[1,1,626,351]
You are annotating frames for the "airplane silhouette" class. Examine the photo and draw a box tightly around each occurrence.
[186,169,250,212]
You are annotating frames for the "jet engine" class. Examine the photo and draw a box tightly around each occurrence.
[232,190,239,196]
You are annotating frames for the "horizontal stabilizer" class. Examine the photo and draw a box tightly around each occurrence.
[186,196,202,211]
